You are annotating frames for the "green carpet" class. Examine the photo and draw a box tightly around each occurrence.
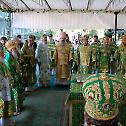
[15,87,69,126]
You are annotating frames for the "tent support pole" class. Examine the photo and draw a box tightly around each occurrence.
[6,13,11,39]
[114,12,119,43]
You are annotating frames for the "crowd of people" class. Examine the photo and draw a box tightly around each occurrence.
[0,31,126,126]
[72,34,126,76]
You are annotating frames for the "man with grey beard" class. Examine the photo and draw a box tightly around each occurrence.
[0,43,16,126]
[35,34,50,87]
[11,48,19,59]
[99,35,113,73]
[53,32,73,85]
[5,40,23,115]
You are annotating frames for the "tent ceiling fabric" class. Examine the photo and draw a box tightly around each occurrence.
[12,11,126,29]
[1,0,126,29]
[1,0,126,13]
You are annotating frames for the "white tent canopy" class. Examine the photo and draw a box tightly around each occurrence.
[12,12,117,29]
[0,0,126,29]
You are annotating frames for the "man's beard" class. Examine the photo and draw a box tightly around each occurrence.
[28,42,33,47]
[61,40,66,46]
[104,42,109,47]
[11,51,18,59]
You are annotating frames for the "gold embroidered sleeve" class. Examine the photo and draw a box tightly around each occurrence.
[53,47,58,65]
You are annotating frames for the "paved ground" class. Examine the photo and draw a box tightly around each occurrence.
[15,87,69,126]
